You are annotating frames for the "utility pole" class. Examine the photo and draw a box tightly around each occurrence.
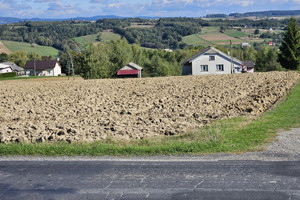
[68,59,70,81]
[70,54,75,80]
[67,50,75,80]
[241,46,244,72]
[34,60,36,76]
[230,40,233,74]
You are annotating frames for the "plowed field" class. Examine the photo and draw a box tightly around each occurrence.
[0,72,299,143]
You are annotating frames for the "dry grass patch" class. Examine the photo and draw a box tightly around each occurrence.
[0,41,12,54]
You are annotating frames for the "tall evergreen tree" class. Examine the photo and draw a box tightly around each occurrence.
[278,17,300,70]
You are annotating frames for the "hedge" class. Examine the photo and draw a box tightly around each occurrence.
[0,72,17,78]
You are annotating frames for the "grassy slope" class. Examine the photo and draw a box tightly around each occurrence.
[74,32,121,46]
[182,33,215,46]
[183,27,270,47]
[1,40,59,58]
[223,31,249,38]
[0,78,299,156]
[183,31,247,47]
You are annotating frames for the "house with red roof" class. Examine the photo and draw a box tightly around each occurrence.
[117,62,143,78]
[24,60,62,76]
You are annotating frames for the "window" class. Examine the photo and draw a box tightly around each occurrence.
[209,56,215,61]
[200,65,208,72]
[216,64,224,71]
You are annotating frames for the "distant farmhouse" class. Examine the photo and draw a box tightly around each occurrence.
[117,62,143,78]
[24,60,62,76]
[0,62,24,75]
[181,47,243,76]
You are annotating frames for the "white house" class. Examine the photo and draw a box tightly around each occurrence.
[0,62,24,75]
[24,60,62,76]
[0,63,12,74]
[181,46,243,76]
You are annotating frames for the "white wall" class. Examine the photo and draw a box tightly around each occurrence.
[53,63,62,76]
[44,69,54,76]
[191,54,241,75]
[0,67,13,74]
[26,63,61,76]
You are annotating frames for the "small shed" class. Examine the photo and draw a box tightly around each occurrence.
[243,60,255,73]
[117,62,143,78]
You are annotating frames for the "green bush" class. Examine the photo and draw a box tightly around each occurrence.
[0,72,17,78]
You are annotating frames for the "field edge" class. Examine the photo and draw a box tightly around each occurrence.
[0,77,299,157]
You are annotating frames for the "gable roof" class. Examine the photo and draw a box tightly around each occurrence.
[24,60,61,70]
[120,62,143,71]
[243,60,255,68]
[127,62,143,70]
[0,62,24,72]
[181,46,242,66]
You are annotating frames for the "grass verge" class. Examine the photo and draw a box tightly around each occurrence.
[0,80,299,156]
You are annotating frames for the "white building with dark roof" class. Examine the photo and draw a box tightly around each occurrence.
[181,46,243,76]
[24,60,62,76]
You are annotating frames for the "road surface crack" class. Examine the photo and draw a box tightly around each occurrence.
[194,180,204,191]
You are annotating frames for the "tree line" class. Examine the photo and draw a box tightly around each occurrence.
[1,18,299,77]
[58,39,195,79]
[0,17,297,51]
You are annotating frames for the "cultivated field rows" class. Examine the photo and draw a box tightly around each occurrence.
[0,72,299,143]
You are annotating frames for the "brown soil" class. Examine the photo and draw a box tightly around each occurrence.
[0,72,299,144]
[200,34,236,41]
[0,41,12,54]
[216,41,242,45]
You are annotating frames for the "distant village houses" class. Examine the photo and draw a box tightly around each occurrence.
[268,41,275,46]
[181,46,243,76]
[24,60,62,76]
[242,43,250,48]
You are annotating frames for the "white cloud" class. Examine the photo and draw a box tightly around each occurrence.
[108,3,124,8]
[46,0,81,16]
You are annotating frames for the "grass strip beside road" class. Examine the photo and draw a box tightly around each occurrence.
[0,80,299,156]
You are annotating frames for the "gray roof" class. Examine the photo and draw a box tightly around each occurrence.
[0,62,24,72]
[243,60,255,68]
[126,62,143,70]
[24,60,60,70]
[181,46,242,66]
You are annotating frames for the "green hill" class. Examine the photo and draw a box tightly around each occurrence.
[2,40,59,58]
[74,31,121,46]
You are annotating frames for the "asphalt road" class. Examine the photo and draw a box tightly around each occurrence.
[0,160,300,200]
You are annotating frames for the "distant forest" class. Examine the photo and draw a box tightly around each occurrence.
[0,17,296,50]
[206,10,300,18]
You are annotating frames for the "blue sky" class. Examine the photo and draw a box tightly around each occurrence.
[0,0,299,18]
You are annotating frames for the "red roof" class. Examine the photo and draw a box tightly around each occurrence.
[117,70,139,75]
